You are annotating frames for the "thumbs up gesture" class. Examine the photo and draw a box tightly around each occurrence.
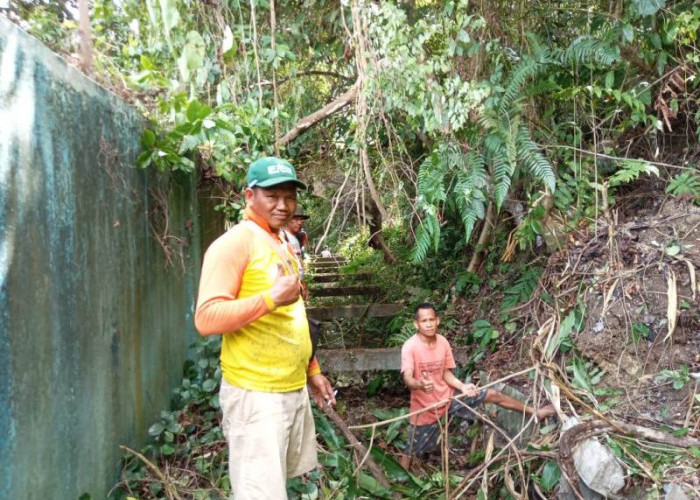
[270,263,300,307]
[419,371,434,393]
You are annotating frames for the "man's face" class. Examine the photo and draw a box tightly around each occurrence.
[245,183,297,231]
[414,308,440,337]
[287,217,304,234]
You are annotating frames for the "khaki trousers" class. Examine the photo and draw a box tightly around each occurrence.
[220,379,318,500]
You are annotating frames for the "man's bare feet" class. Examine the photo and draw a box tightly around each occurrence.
[535,405,556,421]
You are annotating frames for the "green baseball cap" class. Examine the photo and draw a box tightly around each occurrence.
[246,157,308,190]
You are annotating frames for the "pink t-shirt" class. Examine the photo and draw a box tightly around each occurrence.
[401,334,456,426]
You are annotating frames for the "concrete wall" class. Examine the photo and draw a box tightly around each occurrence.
[0,17,204,499]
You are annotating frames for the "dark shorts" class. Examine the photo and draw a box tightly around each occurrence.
[404,389,487,457]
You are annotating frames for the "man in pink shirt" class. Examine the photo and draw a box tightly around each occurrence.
[400,302,554,470]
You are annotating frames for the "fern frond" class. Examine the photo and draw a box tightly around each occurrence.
[666,171,700,198]
[412,203,441,263]
[516,124,556,192]
[608,159,659,187]
[501,267,542,311]
[560,36,619,67]
[485,118,517,210]
[455,151,488,241]
[417,152,448,204]
[499,56,546,115]
[387,323,415,347]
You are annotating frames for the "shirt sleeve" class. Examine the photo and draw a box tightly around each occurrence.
[443,337,456,370]
[307,357,321,377]
[194,228,272,335]
[400,339,414,374]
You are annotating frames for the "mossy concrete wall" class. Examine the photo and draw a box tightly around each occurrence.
[0,17,205,499]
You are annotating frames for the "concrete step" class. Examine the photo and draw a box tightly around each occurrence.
[312,262,344,270]
[309,285,381,297]
[316,347,471,372]
[313,257,347,264]
[306,303,403,321]
[310,273,372,283]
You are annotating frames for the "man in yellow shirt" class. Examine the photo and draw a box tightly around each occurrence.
[195,157,335,499]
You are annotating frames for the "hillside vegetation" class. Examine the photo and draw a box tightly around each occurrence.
[8,0,700,498]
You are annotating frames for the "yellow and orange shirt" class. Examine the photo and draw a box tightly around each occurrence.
[194,208,320,392]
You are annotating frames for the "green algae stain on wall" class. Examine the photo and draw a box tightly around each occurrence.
[0,17,203,500]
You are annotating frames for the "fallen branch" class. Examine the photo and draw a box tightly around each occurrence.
[120,445,182,500]
[321,405,393,491]
[277,83,358,148]
[350,367,536,430]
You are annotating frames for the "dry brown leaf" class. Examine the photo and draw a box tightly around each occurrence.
[504,468,524,500]
[664,268,677,342]
[602,278,619,316]
[480,432,495,497]
[683,258,696,302]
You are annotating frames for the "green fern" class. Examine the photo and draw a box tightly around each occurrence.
[666,171,700,200]
[499,56,544,116]
[608,159,659,186]
[387,322,416,347]
[559,36,620,67]
[499,34,553,115]
[412,202,441,263]
[516,124,556,192]
[501,267,542,311]
[455,151,488,241]
[484,123,518,210]
[416,152,448,204]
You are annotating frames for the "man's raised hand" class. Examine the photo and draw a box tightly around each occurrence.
[420,372,434,393]
[270,263,300,307]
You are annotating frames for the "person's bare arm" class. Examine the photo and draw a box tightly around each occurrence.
[443,369,479,397]
[403,368,434,393]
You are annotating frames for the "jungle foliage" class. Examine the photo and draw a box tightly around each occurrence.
[9,0,700,498]
[7,0,699,262]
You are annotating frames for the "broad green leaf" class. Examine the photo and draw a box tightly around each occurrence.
[144,0,159,28]
[148,422,165,436]
[357,472,389,496]
[622,24,634,42]
[160,443,176,455]
[141,129,156,148]
[178,31,206,81]
[179,135,200,154]
[202,378,218,392]
[665,244,680,256]
[186,100,211,122]
[159,0,181,36]
[546,309,577,359]
[604,71,614,90]
[631,0,666,17]
[541,460,561,492]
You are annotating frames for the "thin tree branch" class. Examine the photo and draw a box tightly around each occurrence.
[277,82,358,148]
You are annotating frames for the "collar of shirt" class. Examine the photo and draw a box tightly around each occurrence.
[243,206,281,243]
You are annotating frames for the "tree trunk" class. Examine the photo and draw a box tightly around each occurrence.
[78,0,93,74]
[368,199,396,263]
[466,202,495,273]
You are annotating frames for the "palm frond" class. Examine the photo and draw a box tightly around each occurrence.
[516,124,556,192]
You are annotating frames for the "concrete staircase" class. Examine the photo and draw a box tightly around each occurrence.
[305,256,403,363]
